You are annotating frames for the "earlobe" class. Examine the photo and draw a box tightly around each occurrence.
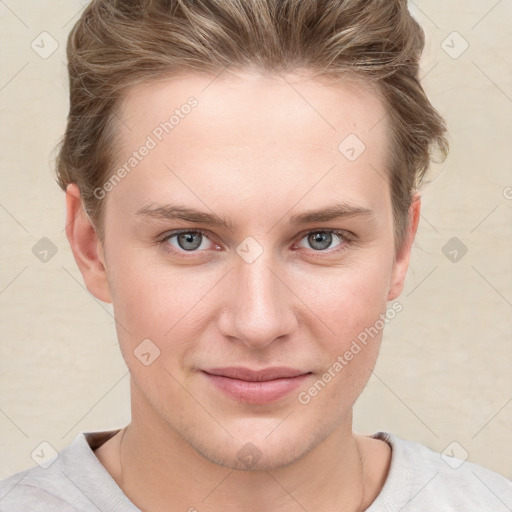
[65,183,113,304]
[387,194,421,301]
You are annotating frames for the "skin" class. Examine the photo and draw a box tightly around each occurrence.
[66,70,420,511]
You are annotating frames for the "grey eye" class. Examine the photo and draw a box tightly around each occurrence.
[160,230,218,255]
[176,232,203,251]
[307,232,334,251]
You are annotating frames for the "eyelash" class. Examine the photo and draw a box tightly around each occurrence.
[157,229,354,258]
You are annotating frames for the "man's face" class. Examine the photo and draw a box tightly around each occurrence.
[97,71,410,470]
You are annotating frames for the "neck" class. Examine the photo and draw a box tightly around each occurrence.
[98,383,390,511]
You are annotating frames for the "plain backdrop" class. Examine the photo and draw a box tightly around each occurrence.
[1,1,511,480]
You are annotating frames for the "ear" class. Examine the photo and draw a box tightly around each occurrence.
[387,194,421,301]
[65,183,112,304]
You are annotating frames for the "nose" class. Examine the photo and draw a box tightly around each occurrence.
[217,250,298,350]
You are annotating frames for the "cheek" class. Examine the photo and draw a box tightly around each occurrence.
[293,253,393,338]
[107,255,209,403]
[295,267,390,412]
[104,251,204,383]
[291,254,393,404]
[108,245,215,331]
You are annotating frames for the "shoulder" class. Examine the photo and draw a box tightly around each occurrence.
[0,464,80,512]
[0,429,135,512]
[368,432,512,511]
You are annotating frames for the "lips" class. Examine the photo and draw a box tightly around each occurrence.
[202,367,311,404]
[205,367,308,381]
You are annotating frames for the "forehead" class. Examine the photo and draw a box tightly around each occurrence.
[107,70,391,223]
[117,70,388,151]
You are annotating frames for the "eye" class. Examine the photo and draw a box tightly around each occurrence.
[159,230,218,253]
[296,230,348,252]
[158,228,352,257]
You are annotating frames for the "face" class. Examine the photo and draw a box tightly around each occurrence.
[79,71,416,470]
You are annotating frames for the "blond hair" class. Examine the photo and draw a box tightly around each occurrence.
[55,0,449,248]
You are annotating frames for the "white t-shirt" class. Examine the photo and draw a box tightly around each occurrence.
[0,429,511,511]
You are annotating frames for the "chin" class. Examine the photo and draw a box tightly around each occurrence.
[192,442,306,472]
[180,418,333,472]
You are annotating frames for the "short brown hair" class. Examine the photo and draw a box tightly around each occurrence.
[55,0,449,248]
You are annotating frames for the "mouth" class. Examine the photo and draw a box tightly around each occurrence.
[201,367,312,405]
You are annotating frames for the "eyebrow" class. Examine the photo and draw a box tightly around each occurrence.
[134,201,374,230]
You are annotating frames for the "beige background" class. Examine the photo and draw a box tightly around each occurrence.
[1,0,511,480]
